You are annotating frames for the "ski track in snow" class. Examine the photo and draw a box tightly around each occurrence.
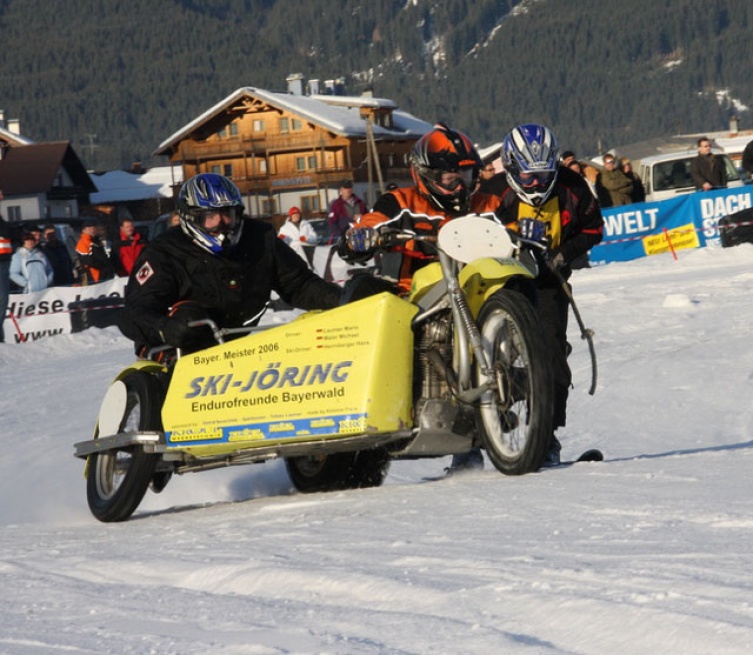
[2,244,753,653]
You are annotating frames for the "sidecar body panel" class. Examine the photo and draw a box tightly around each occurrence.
[161,293,417,455]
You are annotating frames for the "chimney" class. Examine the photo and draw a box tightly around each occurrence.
[308,78,320,95]
[334,77,346,96]
[0,109,4,129]
[286,73,305,95]
[7,119,20,135]
[730,116,739,134]
[324,79,335,95]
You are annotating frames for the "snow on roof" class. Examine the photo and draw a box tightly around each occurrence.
[155,87,433,155]
[0,125,34,146]
[89,166,183,203]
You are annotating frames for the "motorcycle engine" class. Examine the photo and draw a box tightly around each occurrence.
[414,313,454,406]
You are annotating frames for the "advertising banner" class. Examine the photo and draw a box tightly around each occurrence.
[3,278,127,344]
[590,186,753,264]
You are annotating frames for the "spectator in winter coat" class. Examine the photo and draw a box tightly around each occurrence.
[690,137,727,191]
[112,218,146,276]
[620,158,646,203]
[10,232,54,292]
[600,153,634,206]
[41,225,74,286]
[75,220,114,284]
[327,180,366,243]
[278,206,318,265]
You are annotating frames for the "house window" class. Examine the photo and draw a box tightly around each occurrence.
[218,126,227,138]
[8,206,21,221]
[257,158,267,174]
[280,118,289,134]
[261,198,277,215]
[308,155,317,170]
[295,157,306,171]
[300,195,320,213]
[211,165,222,174]
[229,123,239,136]
[253,119,266,132]
[292,119,302,131]
[223,164,233,177]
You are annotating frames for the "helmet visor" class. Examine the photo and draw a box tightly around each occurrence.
[424,167,475,193]
[517,170,557,188]
[195,207,241,233]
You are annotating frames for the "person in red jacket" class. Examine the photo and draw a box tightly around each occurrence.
[112,218,146,276]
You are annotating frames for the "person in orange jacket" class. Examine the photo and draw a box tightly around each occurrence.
[75,220,114,284]
[339,122,501,295]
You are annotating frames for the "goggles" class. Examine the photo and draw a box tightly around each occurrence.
[194,207,241,229]
[425,167,475,193]
[516,170,556,188]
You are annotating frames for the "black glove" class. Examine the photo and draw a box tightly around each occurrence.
[160,302,215,351]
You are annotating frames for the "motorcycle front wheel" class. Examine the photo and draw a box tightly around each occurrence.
[475,290,553,475]
[285,448,390,493]
[86,372,162,522]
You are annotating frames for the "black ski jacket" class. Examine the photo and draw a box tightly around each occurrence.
[119,220,341,352]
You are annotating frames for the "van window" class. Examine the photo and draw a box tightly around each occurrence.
[654,160,692,192]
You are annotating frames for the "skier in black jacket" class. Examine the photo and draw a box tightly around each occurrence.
[119,174,342,355]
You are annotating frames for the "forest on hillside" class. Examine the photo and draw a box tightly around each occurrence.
[0,0,751,170]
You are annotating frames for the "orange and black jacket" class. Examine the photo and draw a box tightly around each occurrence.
[353,186,501,294]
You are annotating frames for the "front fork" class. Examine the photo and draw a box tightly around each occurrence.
[439,251,496,404]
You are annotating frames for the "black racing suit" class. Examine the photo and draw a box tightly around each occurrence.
[119,220,342,355]
[494,166,604,431]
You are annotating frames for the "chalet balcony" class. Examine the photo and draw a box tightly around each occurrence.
[179,134,347,160]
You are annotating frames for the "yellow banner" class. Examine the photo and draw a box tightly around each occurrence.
[161,294,417,454]
[642,223,700,256]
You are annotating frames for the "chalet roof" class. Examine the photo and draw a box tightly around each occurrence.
[0,142,96,195]
[89,166,183,203]
[155,87,433,156]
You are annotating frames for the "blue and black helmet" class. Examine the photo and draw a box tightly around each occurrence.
[177,173,244,254]
[502,124,560,207]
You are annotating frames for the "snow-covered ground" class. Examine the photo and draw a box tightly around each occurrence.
[2,243,753,654]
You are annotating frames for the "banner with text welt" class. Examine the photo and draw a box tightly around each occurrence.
[590,186,753,264]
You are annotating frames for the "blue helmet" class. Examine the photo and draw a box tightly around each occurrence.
[177,173,244,254]
[502,124,560,206]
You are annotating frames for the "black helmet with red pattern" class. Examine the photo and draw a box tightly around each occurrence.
[409,123,483,214]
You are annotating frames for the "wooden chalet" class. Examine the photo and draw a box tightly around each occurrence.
[154,80,433,218]
[0,141,96,222]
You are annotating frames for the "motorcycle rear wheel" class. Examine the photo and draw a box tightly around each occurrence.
[476,290,553,475]
[285,448,390,493]
[86,372,162,522]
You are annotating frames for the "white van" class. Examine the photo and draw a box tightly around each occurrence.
[638,150,742,202]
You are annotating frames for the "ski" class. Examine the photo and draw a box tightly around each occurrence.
[543,448,604,469]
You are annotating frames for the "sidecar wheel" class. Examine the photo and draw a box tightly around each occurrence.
[476,290,553,475]
[285,448,390,493]
[86,372,162,522]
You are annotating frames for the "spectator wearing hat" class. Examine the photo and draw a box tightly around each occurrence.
[278,206,318,265]
[327,179,366,243]
[9,232,54,293]
[75,220,115,285]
